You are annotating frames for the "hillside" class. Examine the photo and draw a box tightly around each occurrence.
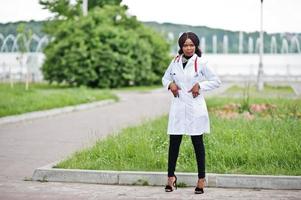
[144,21,300,54]
[0,20,300,53]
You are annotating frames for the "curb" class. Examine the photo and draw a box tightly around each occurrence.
[32,162,301,190]
[0,99,115,125]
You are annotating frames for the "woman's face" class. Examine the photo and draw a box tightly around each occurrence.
[182,38,195,57]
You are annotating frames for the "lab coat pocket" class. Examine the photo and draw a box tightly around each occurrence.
[192,97,208,117]
[169,98,185,130]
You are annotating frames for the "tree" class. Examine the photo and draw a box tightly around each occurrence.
[41,5,170,88]
[39,0,122,19]
[87,0,122,10]
[39,0,125,40]
[39,0,82,19]
[16,23,32,90]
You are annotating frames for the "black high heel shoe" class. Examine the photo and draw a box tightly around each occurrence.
[165,175,177,192]
[194,178,205,194]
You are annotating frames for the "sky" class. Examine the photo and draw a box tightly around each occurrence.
[0,0,300,33]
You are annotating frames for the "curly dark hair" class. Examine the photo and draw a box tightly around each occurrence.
[178,32,202,57]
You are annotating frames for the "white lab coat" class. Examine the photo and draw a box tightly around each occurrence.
[162,54,221,135]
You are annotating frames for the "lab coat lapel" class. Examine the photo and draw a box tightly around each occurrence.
[177,55,184,73]
[184,54,197,73]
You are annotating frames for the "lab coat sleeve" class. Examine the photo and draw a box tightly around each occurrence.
[198,61,221,91]
[162,61,174,91]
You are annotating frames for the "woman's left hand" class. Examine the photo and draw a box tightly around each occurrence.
[188,83,200,98]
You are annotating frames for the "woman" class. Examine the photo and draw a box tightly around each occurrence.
[162,32,221,194]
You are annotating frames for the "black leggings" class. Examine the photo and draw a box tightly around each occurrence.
[167,135,205,179]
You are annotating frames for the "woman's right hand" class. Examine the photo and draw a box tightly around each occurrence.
[169,82,181,97]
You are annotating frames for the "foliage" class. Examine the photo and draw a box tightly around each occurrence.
[16,23,34,90]
[87,0,122,10]
[239,83,251,113]
[39,0,122,19]
[39,0,82,19]
[39,0,122,36]
[16,23,33,53]
[41,5,170,88]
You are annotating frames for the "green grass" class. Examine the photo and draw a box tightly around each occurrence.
[0,83,118,117]
[225,84,295,98]
[56,97,301,176]
[113,85,162,92]
[207,114,300,175]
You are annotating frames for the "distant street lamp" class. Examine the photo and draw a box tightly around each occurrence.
[257,0,264,91]
[82,0,88,16]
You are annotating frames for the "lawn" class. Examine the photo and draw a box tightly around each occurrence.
[0,83,117,117]
[113,85,162,92]
[224,84,296,98]
[55,95,301,176]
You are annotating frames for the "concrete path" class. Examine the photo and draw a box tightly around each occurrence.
[0,85,300,199]
[1,180,300,200]
[0,90,171,181]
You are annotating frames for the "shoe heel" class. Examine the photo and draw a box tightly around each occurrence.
[165,175,177,192]
[173,176,177,190]
[194,178,205,194]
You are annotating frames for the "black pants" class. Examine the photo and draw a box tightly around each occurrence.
[167,135,205,179]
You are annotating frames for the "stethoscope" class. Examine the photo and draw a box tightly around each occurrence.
[170,55,199,77]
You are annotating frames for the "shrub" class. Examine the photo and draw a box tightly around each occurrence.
[42,5,170,88]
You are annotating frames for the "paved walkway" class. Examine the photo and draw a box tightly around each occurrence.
[0,90,171,181]
[291,82,301,96]
[1,180,300,200]
[0,85,300,199]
